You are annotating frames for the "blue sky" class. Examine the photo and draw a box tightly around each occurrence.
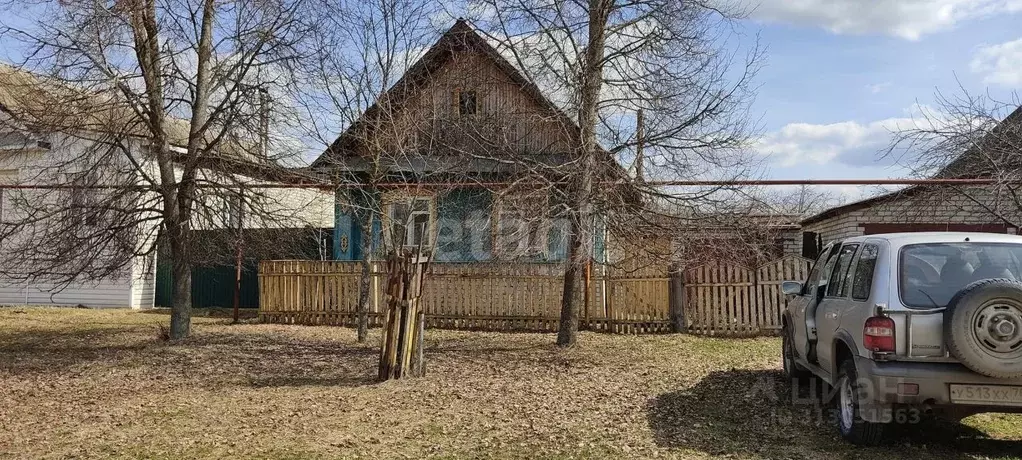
[2,0,1020,204]
[743,0,1022,199]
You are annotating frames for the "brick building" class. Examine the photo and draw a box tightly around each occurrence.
[801,185,1018,255]
[800,104,1022,257]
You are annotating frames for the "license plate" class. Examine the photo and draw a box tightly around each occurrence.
[950,384,1022,406]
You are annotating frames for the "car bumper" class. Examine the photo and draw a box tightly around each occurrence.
[855,355,1022,413]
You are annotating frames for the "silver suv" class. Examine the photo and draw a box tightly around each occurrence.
[782,232,1022,445]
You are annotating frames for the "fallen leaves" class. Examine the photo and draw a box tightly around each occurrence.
[0,308,1019,459]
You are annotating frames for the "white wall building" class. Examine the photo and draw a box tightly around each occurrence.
[0,67,332,309]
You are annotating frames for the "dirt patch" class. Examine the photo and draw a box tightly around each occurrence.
[1,308,1020,459]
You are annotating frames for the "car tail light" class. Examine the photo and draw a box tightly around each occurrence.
[898,383,919,395]
[864,316,896,353]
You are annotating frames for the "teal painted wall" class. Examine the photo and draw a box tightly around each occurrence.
[334,188,353,260]
[436,188,493,262]
[330,186,594,264]
[334,189,381,261]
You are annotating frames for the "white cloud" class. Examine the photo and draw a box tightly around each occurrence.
[971,37,1022,86]
[866,82,892,94]
[757,117,914,167]
[751,0,1022,40]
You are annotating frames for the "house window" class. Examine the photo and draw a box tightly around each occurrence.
[218,192,243,229]
[495,189,548,259]
[455,90,477,116]
[388,196,434,249]
[63,171,99,226]
[0,170,13,223]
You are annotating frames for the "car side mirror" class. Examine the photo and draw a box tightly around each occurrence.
[781,281,803,296]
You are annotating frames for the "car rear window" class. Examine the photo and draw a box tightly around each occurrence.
[900,242,1022,308]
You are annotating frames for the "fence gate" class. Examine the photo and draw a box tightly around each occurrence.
[681,255,812,336]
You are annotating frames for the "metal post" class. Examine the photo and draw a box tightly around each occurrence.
[670,265,686,333]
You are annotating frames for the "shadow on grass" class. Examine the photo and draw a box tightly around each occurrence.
[0,322,378,388]
[139,307,259,320]
[0,325,152,372]
[647,369,1022,459]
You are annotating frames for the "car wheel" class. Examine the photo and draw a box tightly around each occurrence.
[944,279,1022,379]
[782,324,810,382]
[835,359,884,446]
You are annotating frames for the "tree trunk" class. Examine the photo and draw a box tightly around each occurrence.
[169,236,192,340]
[165,0,212,341]
[557,0,609,347]
[557,225,586,346]
[357,215,372,343]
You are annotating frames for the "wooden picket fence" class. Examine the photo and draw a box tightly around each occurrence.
[682,255,812,336]
[257,255,811,336]
[258,261,674,334]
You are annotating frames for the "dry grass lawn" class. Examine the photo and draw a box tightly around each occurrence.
[1,308,1021,459]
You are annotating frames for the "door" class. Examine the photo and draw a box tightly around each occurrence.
[792,243,838,359]
[816,243,861,373]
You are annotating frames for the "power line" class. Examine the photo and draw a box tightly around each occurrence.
[0,178,997,190]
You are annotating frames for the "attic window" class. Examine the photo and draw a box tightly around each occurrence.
[457,90,477,116]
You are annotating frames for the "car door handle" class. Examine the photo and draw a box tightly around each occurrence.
[825,312,838,320]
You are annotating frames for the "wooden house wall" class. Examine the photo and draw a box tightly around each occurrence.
[369,51,574,157]
[335,187,573,263]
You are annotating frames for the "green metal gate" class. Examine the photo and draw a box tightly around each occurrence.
[155,259,259,308]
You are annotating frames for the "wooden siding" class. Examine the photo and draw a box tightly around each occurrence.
[365,51,574,157]
[336,187,573,263]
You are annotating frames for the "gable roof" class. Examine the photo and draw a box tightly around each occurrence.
[0,64,316,183]
[311,19,588,172]
[936,104,1022,179]
[801,104,1022,226]
[0,64,198,148]
[800,188,911,226]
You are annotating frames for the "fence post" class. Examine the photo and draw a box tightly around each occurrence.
[669,265,686,333]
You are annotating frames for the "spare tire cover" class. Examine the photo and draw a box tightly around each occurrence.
[944,279,1022,379]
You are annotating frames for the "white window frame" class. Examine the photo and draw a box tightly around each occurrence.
[0,170,13,224]
[220,192,243,230]
[383,193,436,251]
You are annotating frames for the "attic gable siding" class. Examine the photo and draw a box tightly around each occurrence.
[372,51,574,157]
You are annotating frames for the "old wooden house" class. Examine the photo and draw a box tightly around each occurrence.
[310,19,629,264]
[259,20,806,336]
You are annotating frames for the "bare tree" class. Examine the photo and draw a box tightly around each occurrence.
[472,0,763,346]
[0,0,320,339]
[299,0,443,342]
[887,90,1022,227]
[754,184,843,217]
